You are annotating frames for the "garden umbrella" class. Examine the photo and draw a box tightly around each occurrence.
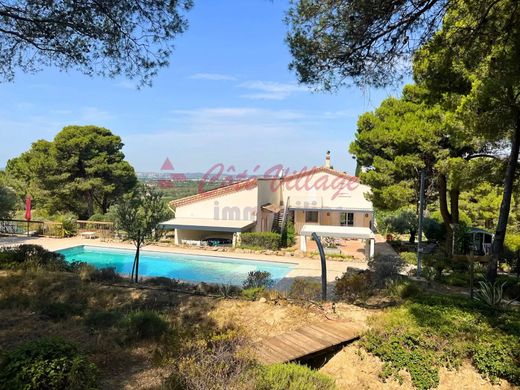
[25,196,31,221]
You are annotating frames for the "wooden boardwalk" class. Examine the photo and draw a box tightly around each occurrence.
[255,321,361,364]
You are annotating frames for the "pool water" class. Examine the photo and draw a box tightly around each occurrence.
[57,246,295,285]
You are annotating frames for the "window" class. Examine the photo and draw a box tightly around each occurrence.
[305,211,319,223]
[341,212,354,226]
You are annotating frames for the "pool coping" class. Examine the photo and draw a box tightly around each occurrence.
[0,236,370,283]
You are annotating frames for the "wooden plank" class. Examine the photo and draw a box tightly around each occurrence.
[305,324,346,341]
[255,321,361,364]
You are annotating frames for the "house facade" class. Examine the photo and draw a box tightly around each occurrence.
[160,153,374,248]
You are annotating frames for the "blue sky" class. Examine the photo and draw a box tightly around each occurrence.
[0,0,404,176]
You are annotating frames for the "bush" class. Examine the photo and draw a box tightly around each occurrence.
[362,293,520,388]
[240,232,281,250]
[386,280,422,299]
[39,302,82,321]
[85,310,123,329]
[164,332,257,390]
[399,251,417,265]
[423,217,446,242]
[0,338,98,389]
[243,271,274,289]
[368,255,405,287]
[256,363,335,390]
[334,272,372,302]
[91,267,122,282]
[0,244,70,271]
[289,278,322,301]
[119,310,169,342]
[423,252,452,279]
[281,221,296,248]
[242,287,266,301]
[54,213,78,237]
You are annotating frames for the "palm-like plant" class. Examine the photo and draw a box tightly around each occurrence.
[474,281,508,309]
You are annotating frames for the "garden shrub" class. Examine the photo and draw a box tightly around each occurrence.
[289,278,322,301]
[0,338,98,389]
[0,244,70,271]
[91,267,122,282]
[400,251,417,265]
[386,280,422,299]
[256,363,336,390]
[240,232,281,250]
[334,272,372,302]
[243,271,274,289]
[85,310,123,329]
[242,287,266,301]
[362,293,520,388]
[163,331,257,390]
[423,252,451,279]
[119,310,169,342]
[39,302,82,321]
[54,213,78,237]
[280,221,296,248]
[368,254,405,287]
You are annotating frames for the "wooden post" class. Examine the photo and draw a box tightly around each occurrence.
[312,232,327,301]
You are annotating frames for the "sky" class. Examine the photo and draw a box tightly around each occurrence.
[0,0,405,176]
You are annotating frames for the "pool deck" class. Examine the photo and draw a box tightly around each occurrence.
[0,236,371,286]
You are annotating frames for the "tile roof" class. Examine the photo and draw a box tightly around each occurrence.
[170,178,258,208]
[169,167,359,208]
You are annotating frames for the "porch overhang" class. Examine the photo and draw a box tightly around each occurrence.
[159,218,256,233]
[299,225,375,239]
[299,224,375,259]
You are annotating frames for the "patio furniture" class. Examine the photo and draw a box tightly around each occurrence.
[80,231,97,239]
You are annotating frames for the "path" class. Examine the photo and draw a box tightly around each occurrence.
[254,320,361,364]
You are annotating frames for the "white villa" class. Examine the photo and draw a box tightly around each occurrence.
[161,152,375,256]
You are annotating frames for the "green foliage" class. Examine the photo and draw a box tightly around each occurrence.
[288,278,321,301]
[400,251,417,265]
[0,2,193,84]
[0,338,98,389]
[281,220,296,248]
[85,310,123,329]
[362,293,520,387]
[242,287,265,301]
[0,244,70,271]
[53,212,78,237]
[119,310,169,342]
[474,281,508,309]
[39,302,82,321]
[242,271,274,289]
[386,280,422,299]
[334,272,372,302]
[256,363,336,390]
[6,126,137,219]
[368,255,406,287]
[379,208,418,242]
[240,232,281,250]
[0,184,17,218]
[423,217,446,242]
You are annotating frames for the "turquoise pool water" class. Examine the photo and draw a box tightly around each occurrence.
[57,246,295,285]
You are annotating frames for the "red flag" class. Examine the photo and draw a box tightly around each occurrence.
[25,196,32,221]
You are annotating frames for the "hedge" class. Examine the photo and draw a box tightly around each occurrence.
[240,232,281,250]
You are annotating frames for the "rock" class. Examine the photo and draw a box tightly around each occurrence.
[258,297,267,303]
[264,250,274,255]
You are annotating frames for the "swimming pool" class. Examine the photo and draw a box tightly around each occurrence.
[57,246,295,285]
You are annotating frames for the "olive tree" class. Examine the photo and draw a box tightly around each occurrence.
[115,185,172,282]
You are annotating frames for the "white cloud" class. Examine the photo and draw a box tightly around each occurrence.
[80,106,113,123]
[189,73,237,81]
[116,80,137,89]
[238,80,308,100]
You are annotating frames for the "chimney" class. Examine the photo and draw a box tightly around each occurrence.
[325,150,331,168]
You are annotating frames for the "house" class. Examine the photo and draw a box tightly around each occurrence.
[160,152,375,255]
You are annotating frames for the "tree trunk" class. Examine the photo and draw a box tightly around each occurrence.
[409,230,416,243]
[134,231,141,283]
[87,190,94,217]
[438,174,454,254]
[488,121,520,281]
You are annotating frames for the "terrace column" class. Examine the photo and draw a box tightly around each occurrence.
[174,229,180,245]
[300,235,307,252]
[369,238,375,259]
